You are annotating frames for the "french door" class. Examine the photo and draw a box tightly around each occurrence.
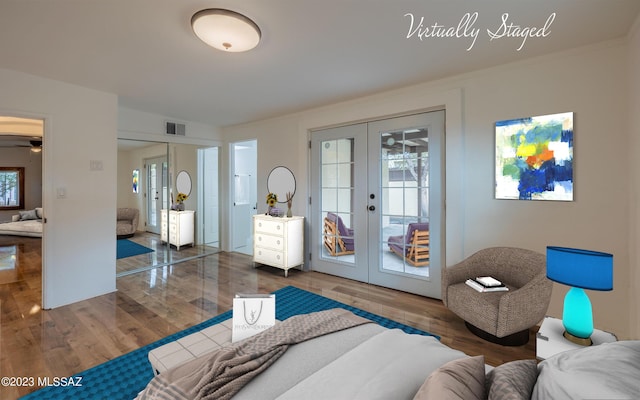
[310,111,444,298]
[145,156,168,235]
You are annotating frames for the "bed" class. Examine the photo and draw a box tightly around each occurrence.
[0,208,43,237]
[136,309,640,400]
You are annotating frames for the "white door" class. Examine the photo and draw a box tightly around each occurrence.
[145,156,168,235]
[310,111,445,298]
[231,140,257,255]
[310,123,369,282]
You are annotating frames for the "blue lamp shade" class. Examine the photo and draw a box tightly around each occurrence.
[546,246,613,290]
[546,246,613,344]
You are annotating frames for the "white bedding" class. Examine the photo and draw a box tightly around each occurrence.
[275,329,467,400]
[142,312,640,400]
[234,325,466,400]
[0,219,43,237]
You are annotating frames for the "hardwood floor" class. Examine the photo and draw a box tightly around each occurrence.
[116,232,220,275]
[0,236,535,399]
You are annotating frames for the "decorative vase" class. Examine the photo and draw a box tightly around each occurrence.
[176,203,185,211]
[286,207,292,218]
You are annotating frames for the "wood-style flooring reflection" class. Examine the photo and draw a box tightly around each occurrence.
[0,237,535,399]
[116,232,220,275]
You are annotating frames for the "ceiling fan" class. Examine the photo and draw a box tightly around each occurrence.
[28,140,43,153]
[0,136,43,152]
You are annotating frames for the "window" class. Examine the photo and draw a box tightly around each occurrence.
[0,167,25,210]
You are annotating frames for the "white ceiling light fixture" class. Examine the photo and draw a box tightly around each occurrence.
[191,8,261,52]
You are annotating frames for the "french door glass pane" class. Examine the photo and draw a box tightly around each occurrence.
[380,128,430,277]
[320,138,355,263]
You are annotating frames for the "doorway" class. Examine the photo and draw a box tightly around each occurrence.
[310,111,445,298]
[0,115,44,305]
[230,140,257,255]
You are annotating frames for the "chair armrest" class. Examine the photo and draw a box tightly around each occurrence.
[496,273,553,337]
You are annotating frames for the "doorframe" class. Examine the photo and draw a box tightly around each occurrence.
[0,112,47,308]
[197,146,220,247]
[304,88,465,296]
[308,111,445,297]
[229,139,257,255]
[144,154,168,235]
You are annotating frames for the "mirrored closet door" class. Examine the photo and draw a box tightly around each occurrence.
[116,139,220,277]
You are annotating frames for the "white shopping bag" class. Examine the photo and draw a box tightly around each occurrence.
[232,293,276,343]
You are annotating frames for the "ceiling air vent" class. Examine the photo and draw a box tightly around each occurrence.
[165,121,186,136]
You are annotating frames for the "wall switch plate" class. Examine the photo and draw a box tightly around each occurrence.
[90,160,103,171]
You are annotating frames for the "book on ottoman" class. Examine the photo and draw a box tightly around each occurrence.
[232,293,276,342]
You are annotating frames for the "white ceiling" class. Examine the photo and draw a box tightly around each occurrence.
[0,1,639,128]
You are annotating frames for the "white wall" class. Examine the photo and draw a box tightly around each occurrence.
[117,107,222,244]
[118,107,222,143]
[0,67,118,308]
[0,148,42,222]
[628,17,640,339]
[223,39,636,339]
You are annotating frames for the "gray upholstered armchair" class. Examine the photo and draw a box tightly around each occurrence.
[116,208,139,239]
[442,247,553,346]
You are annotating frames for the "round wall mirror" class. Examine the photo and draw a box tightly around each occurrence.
[267,166,296,203]
[176,170,192,196]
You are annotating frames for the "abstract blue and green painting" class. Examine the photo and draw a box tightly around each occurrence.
[495,112,573,201]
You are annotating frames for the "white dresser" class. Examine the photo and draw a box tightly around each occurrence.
[253,215,304,277]
[161,210,195,250]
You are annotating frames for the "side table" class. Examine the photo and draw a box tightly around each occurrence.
[536,316,617,360]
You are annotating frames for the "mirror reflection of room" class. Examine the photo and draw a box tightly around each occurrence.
[116,140,220,276]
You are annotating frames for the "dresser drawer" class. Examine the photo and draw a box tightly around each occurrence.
[255,233,284,251]
[255,218,284,235]
[254,248,284,267]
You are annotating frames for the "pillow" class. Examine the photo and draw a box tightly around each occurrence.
[19,209,38,221]
[35,207,43,219]
[486,359,538,400]
[532,341,640,400]
[413,356,485,400]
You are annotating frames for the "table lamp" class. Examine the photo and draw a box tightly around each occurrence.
[546,246,613,346]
